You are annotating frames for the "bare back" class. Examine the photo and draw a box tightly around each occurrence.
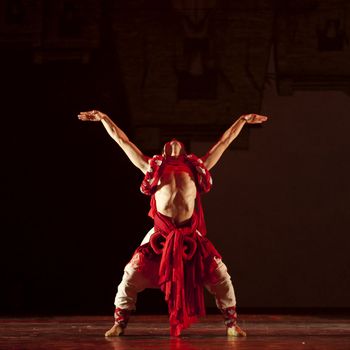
[154,164,197,225]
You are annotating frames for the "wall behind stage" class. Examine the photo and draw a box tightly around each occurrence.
[1,64,350,315]
[194,85,350,308]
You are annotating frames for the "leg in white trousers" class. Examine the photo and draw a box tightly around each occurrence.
[114,254,237,311]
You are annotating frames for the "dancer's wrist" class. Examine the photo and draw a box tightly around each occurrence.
[99,113,108,122]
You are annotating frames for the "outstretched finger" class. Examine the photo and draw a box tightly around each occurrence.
[256,115,268,121]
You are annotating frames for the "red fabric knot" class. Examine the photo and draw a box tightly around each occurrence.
[150,228,197,261]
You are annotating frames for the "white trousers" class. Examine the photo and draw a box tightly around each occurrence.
[114,229,237,311]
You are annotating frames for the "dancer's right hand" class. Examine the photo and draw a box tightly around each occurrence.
[241,114,268,124]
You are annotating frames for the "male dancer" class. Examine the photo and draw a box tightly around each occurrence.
[78,110,267,337]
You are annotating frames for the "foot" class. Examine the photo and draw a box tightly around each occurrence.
[105,324,125,337]
[227,325,247,337]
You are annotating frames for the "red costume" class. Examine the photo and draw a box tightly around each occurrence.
[135,154,222,336]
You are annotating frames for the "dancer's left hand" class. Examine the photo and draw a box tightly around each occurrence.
[78,110,107,122]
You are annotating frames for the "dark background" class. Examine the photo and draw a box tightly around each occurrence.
[1,54,150,315]
[1,0,350,317]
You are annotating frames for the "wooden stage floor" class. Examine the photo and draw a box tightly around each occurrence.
[1,314,349,350]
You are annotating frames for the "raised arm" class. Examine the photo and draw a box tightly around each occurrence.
[78,110,150,174]
[202,114,268,170]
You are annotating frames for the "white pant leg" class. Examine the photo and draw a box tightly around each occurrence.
[205,258,237,309]
[114,253,159,310]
